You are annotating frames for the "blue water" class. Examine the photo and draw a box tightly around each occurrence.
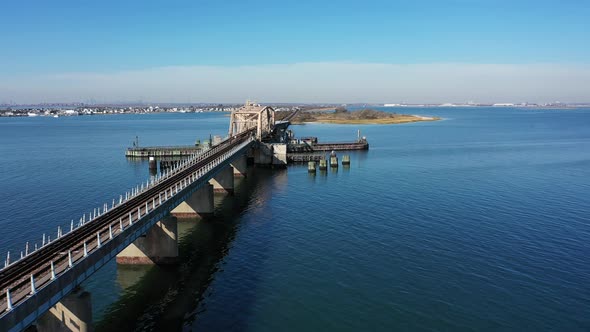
[0,108,589,331]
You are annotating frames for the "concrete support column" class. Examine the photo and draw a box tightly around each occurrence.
[231,154,247,177]
[171,184,214,218]
[209,166,234,194]
[116,216,178,265]
[253,143,287,166]
[253,143,272,165]
[36,288,92,332]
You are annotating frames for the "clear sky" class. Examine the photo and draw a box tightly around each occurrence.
[1,0,589,103]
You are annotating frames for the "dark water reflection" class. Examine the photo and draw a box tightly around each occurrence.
[94,168,282,331]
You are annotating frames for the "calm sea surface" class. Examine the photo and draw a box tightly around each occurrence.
[0,107,589,331]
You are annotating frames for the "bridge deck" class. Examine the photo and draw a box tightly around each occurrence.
[0,130,255,330]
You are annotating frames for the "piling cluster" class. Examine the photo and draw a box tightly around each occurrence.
[308,153,351,173]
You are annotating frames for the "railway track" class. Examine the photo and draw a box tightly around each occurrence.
[0,130,253,312]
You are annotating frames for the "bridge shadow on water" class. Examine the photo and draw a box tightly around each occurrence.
[94,167,282,332]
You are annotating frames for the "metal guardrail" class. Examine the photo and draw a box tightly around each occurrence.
[0,131,254,326]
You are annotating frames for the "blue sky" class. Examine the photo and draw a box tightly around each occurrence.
[1,0,589,103]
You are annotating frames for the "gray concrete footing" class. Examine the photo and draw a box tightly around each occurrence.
[209,166,234,194]
[36,288,92,332]
[171,184,214,218]
[231,154,248,177]
[116,216,178,265]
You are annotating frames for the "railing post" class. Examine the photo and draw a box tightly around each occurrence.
[30,274,36,294]
[68,250,73,268]
[109,225,113,240]
[97,232,101,248]
[120,218,124,232]
[138,206,141,218]
[6,289,13,312]
[71,220,74,232]
[50,261,56,280]
[83,241,88,257]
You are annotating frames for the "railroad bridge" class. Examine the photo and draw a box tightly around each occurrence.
[0,102,287,332]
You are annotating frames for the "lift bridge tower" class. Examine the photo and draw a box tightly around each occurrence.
[228,100,275,140]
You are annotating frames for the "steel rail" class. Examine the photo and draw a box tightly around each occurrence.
[0,130,253,311]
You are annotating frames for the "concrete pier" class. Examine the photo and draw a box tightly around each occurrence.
[171,184,214,218]
[330,156,338,167]
[253,143,287,166]
[36,289,92,332]
[231,154,247,177]
[209,166,234,194]
[342,155,350,165]
[308,161,316,173]
[319,159,327,170]
[148,157,157,171]
[116,216,178,265]
[148,157,157,177]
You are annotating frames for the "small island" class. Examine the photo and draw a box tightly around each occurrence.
[283,107,441,125]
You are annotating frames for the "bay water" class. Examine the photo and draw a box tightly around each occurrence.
[0,107,589,331]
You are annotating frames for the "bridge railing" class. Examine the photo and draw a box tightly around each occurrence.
[2,132,253,272]
[1,133,255,317]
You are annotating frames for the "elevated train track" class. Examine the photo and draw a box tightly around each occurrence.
[0,129,254,316]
